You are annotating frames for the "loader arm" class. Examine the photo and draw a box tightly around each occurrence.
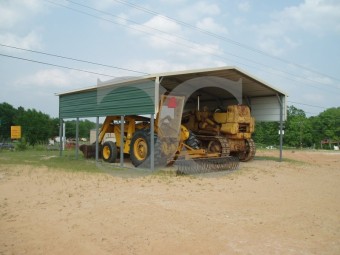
[98,116,116,144]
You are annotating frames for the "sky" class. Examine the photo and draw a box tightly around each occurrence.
[0,0,339,118]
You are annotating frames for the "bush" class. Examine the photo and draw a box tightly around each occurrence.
[16,137,28,151]
[33,143,48,151]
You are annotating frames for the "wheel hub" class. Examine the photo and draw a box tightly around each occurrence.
[134,138,147,160]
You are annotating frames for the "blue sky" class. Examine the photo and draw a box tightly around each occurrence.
[0,0,339,118]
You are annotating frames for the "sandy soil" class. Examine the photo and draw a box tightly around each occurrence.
[0,150,339,255]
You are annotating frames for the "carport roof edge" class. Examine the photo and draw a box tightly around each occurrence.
[55,66,287,97]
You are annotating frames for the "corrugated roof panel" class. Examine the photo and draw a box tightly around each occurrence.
[59,80,155,118]
[251,96,286,122]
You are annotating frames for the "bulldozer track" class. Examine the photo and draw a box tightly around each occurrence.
[196,135,230,157]
[239,138,256,162]
[175,156,239,174]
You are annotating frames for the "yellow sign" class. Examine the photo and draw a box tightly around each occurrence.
[11,126,22,139]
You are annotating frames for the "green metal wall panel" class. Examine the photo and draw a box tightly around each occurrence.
[59,80,155,118]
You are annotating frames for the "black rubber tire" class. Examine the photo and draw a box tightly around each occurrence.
[129,130,151,167]
[102,141,117,163]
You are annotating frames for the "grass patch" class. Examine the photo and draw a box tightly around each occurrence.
[0,149,102,173]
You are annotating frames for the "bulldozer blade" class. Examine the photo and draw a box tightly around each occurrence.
[175,156,239,174]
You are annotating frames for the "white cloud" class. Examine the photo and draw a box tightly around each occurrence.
[188,42,223,56]
[129,15,182,42]
[257,36,300,56]
[0,4,20,28]
[0,0,46,52]
[129,14,223,58]
[196,17,228,34]
[16,69,72,88]
[129,15,184,50]
[129,15,181,47]
[233,17,246,26]
[141,31,223,58]
[257,38,285,57]
[159,0,188,4]
[278,0,340,35]
[91,0,119,10]
[238,2,250,12]
[130,59,189,73]
[115,13,129,26]
[178,1,221,21]
[128,58,227,74]
[0,0,43,29]
[255,0,340,55]
[137,15,182,34]
[0,31,43,50]
[192,1,220,16]
[148,34,181,49]
[15,69,96,89]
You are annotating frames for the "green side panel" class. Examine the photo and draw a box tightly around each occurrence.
[59,80,155,118]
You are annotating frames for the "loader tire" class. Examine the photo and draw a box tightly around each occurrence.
[102,141,117,163]
[130,130,151,167]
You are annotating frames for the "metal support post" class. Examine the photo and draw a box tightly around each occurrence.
[75,117,79,159]
[150,114,155,171]
[120,116,124,167]
[95,116,99,162]
[59,118,63,157]
[62,122,66,151]
[277,94,283,162]
[155,76,160,114]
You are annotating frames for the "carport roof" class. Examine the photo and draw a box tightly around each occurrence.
[58,66,287,121]
[57,66,287,98]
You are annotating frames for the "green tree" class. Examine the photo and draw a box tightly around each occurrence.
[0,102,17,141]
[49,118,60,138]
[310,107,340,147]
[79,119,96,138]
[65,120,76,138]
[253,121,279,146]
[15,108,51,146]
[65,119,96,139]
[284,106,313,148]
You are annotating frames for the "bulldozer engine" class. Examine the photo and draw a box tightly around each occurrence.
[213,105,255,138]
[182,104,256,162]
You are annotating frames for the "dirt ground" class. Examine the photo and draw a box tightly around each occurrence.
[0,150,339,255]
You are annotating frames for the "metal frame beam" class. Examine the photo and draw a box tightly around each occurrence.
[95,116,99,162]
[150,114,155,171]
[75,117,79,159]
[277,94,284,162]
[59,118,63,157]
[120,116,124,167]
[155,77,160,114]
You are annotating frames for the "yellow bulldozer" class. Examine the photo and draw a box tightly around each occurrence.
[80,95,240,173]
[182,102,256,162]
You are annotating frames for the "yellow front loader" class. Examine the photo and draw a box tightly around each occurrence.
[80,95,239,173]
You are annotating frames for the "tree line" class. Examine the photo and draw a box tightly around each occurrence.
[0,102,95,146]
[254,105,340,148]
[1,102,339,148]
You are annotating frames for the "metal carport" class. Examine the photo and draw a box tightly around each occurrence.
[57,66,287,168]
